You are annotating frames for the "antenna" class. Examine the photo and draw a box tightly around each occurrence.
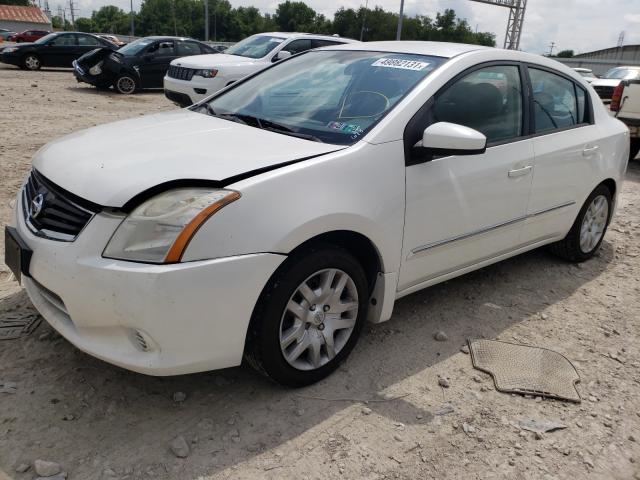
[468,0,528,50]
[548,41,555,56]
[617,31,625,48]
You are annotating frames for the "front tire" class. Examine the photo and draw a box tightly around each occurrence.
[245,246,369,387]
[549,184,612,262]
[114,74,137,94]
[22,54,41,71]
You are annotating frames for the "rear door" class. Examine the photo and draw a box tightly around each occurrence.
[520,66,599,244]
[76,34,105,60]
[399,63,535,291]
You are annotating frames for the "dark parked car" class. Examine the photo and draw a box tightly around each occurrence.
[73,36,217,94]
[0,32,117,70]
[8,29,50,43]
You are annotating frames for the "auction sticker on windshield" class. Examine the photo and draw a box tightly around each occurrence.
[372,58,430,71]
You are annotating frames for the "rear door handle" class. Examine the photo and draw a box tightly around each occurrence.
[508,165,533,178]
[583,145,600,156]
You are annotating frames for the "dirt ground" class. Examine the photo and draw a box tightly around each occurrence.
[0,63,639,480]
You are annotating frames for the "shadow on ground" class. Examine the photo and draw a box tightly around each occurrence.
[0,231,615,478]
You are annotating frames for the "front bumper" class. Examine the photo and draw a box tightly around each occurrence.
[163,75,226,105]
[0,51,20,66]
[12,189,285,376]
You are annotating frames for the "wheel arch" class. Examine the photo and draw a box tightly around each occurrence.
[286,230,383,293]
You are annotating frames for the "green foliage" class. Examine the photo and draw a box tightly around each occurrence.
[556,49,574,58]
[0,0,32,6]
[65,2,495,47]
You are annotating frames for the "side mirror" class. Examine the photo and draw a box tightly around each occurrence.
[274,50,292,61]
[419,122,487,157]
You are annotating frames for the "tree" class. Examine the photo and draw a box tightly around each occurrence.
[0,0,32,6]
[75,17,95,32]
[556,49,574,58]
[274,1,317,32]
[91,6,130,34]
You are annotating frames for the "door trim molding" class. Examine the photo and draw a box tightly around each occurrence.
[408,200,576,257]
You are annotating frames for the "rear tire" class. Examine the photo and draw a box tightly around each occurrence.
[548,184,612,262]
[245,246,369,387]
[630,138,640,162]
[22,54,41,71]
[114,74,137,94]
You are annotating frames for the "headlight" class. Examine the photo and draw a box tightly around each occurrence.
[3,47,18,53]
[194,68,218,78]
[103,188,240,263]
[89,60,103,75]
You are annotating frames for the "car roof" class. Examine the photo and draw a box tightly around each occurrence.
[138,35,203,42]
[320,40,492,58]
[255,31,357,42]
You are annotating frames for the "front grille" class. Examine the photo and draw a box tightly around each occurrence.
[167,65,196,81]
[22,170,100,241]
[593,85,615,100]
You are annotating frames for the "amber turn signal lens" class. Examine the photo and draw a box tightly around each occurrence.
[164,191,241,263]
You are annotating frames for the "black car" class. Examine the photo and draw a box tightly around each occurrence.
[73,36,217,94]
[0,32,117,70]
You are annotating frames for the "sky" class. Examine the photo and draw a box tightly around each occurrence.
[54,0,640,55]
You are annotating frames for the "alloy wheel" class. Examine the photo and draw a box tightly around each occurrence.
[279,268,359,371]
[579,194,608,253]
[116,76,136,94]
[24,55,40,70]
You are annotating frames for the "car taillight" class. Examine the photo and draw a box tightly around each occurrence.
[610,83,625,112]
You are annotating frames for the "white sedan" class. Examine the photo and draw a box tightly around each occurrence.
[5,42,629,386]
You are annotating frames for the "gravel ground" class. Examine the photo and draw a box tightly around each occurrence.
[0,63,639,480]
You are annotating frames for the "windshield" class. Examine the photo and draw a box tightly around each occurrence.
[197,50,445,145]
[604,67,640,80]
[35,33,58,44]
[117,38,155,56]
[224,35,285,59]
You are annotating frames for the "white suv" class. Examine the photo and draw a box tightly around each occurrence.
[164,32,357,106]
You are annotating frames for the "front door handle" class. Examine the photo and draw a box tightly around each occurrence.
[508,165,533,178]
[583,145,600,156]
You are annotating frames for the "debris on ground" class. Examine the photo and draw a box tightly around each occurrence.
[33,459,61,477]
[433,331,448,341]
[516,418,567,434]
[169,436,190,458]
[0,381,16,394]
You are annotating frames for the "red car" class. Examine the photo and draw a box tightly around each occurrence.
[9,30,50,43]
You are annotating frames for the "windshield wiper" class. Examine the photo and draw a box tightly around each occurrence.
[196,104,249,125]
[257,118,324,143]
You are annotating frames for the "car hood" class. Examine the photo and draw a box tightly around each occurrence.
[33,109,343,207]
[591,79,622,87]
[171,53,260,69]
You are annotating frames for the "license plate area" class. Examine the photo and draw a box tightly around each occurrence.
[4,226,32,283]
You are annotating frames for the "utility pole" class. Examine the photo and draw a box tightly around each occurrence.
[396,0,404,41]
[548,41,555,56]
[68,0,75,29]
[130,0,135,36]
[204,0,209,41]
[359,0,369,42]
[468,0,528,50]
[172,0,177,36]
[68,0,76,30]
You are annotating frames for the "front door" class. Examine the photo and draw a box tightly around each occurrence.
[44,34,77,67]
[138,40,178,88]
[398,64,534,292]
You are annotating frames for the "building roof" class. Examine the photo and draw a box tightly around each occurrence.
[0,5,50,25]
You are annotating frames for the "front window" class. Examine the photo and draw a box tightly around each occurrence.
[224,35,286,59]
[433,65,523,144]
[117,38,155,56]
[196,50,445,145]
[604,67,640,80]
